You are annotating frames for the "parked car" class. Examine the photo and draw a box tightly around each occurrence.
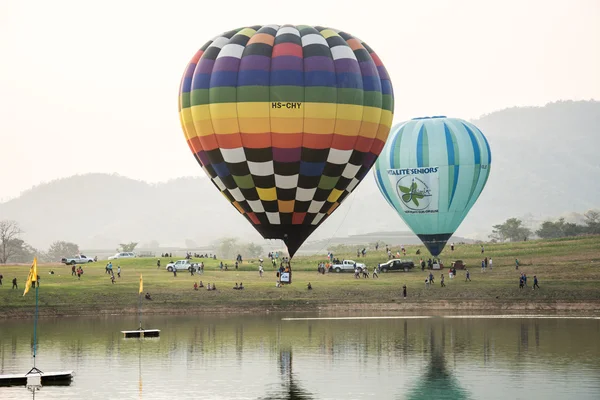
[330,259,366,273]
[108,252,136,260]
[166,260,199,272]
[378,259,415,272]
[61,255,95,265]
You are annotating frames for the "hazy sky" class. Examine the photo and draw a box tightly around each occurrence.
[1,0,598,201]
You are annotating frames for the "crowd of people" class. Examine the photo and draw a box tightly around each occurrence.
[1,243,544,302]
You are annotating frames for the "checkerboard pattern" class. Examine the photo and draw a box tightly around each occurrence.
[178,25,394,252]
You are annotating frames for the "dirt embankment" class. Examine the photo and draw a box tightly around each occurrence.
[2,300,599,319]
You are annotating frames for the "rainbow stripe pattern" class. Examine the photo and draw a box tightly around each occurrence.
[178,25,394,256]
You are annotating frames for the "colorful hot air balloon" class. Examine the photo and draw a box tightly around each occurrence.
[178,25,394,257]
[374,116,491,256]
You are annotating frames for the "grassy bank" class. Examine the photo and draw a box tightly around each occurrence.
[1,236,599,318]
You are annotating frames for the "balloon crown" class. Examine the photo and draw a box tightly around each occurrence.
[411,116,447,120]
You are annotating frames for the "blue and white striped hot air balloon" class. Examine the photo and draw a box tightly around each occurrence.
[374,116,492,256]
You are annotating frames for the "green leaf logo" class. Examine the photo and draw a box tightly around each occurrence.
[398,177,430,210]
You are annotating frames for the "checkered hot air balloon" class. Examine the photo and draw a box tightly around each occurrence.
[178,25,394,257]
[374,116,492,257]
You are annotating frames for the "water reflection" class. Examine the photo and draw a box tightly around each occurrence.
[260,348,313,400]
[0,314,599,399]
[404,324,469,400]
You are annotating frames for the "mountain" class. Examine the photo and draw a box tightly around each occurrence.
[1,100,599,251]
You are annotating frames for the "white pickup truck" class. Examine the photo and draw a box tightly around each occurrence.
[166,260,199,272]
[331,259,366,273]
[61,255,95,265]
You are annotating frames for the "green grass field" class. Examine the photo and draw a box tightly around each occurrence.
[1,235,599,317]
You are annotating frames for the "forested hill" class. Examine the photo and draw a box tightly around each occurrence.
[1,100,598,250]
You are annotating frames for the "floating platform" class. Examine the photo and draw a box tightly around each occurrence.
[0,371,74,387]
[121,329,160,338]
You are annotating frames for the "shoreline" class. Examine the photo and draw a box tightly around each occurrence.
[2,299,600,319]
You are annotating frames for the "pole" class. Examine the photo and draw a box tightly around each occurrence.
[33,283,39,367]
[138,293,142,331]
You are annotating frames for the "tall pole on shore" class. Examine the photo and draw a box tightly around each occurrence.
[33,283,39,368]
[138,273,143,331]
[138,291,143,330]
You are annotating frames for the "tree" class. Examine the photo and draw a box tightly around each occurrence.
[243,242,263,258]
[562,221,586,237]
[536,220,564,239]
[490,218,532,242]
[8,239,38,263]
[0,220,23,263]
[214,237,238,260]
[584,210,600,234]
[47,241,80,262]
[118,242,138,252]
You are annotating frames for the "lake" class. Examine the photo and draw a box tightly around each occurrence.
[1,312,599,399]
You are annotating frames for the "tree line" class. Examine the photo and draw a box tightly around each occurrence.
[490,210,600,242]
[212,237,264,260]
[0,220,80,263]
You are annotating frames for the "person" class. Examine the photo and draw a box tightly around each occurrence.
[372,266,379,279]
[465,269,471,282]
[307,282,312,290]
[519,275,524,289]
[0,273,3,286]
[145,292,153,300]
[425,277,430,289]
[533,275,540,290]
[276,271,281,287]
[157,259,161,269]
[111,275,115,284]
[233,283,239,290]
[259,265,263,278]
[489,257,493,270]
[515,258,520,270]
[207,283,212,291]
[481,245,485,253]
[441,273,445,287]
[239,282,244,290]
[402,284,407,299]
[451,243,455,251]
[194,282,198,290]
[12,277,17,289]
[117,266,121,278]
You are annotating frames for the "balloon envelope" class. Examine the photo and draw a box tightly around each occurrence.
[178,25,394,257]
[374,116,491,256]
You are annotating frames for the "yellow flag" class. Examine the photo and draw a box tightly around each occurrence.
[23,257,38,296]
[139,274,143,294]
